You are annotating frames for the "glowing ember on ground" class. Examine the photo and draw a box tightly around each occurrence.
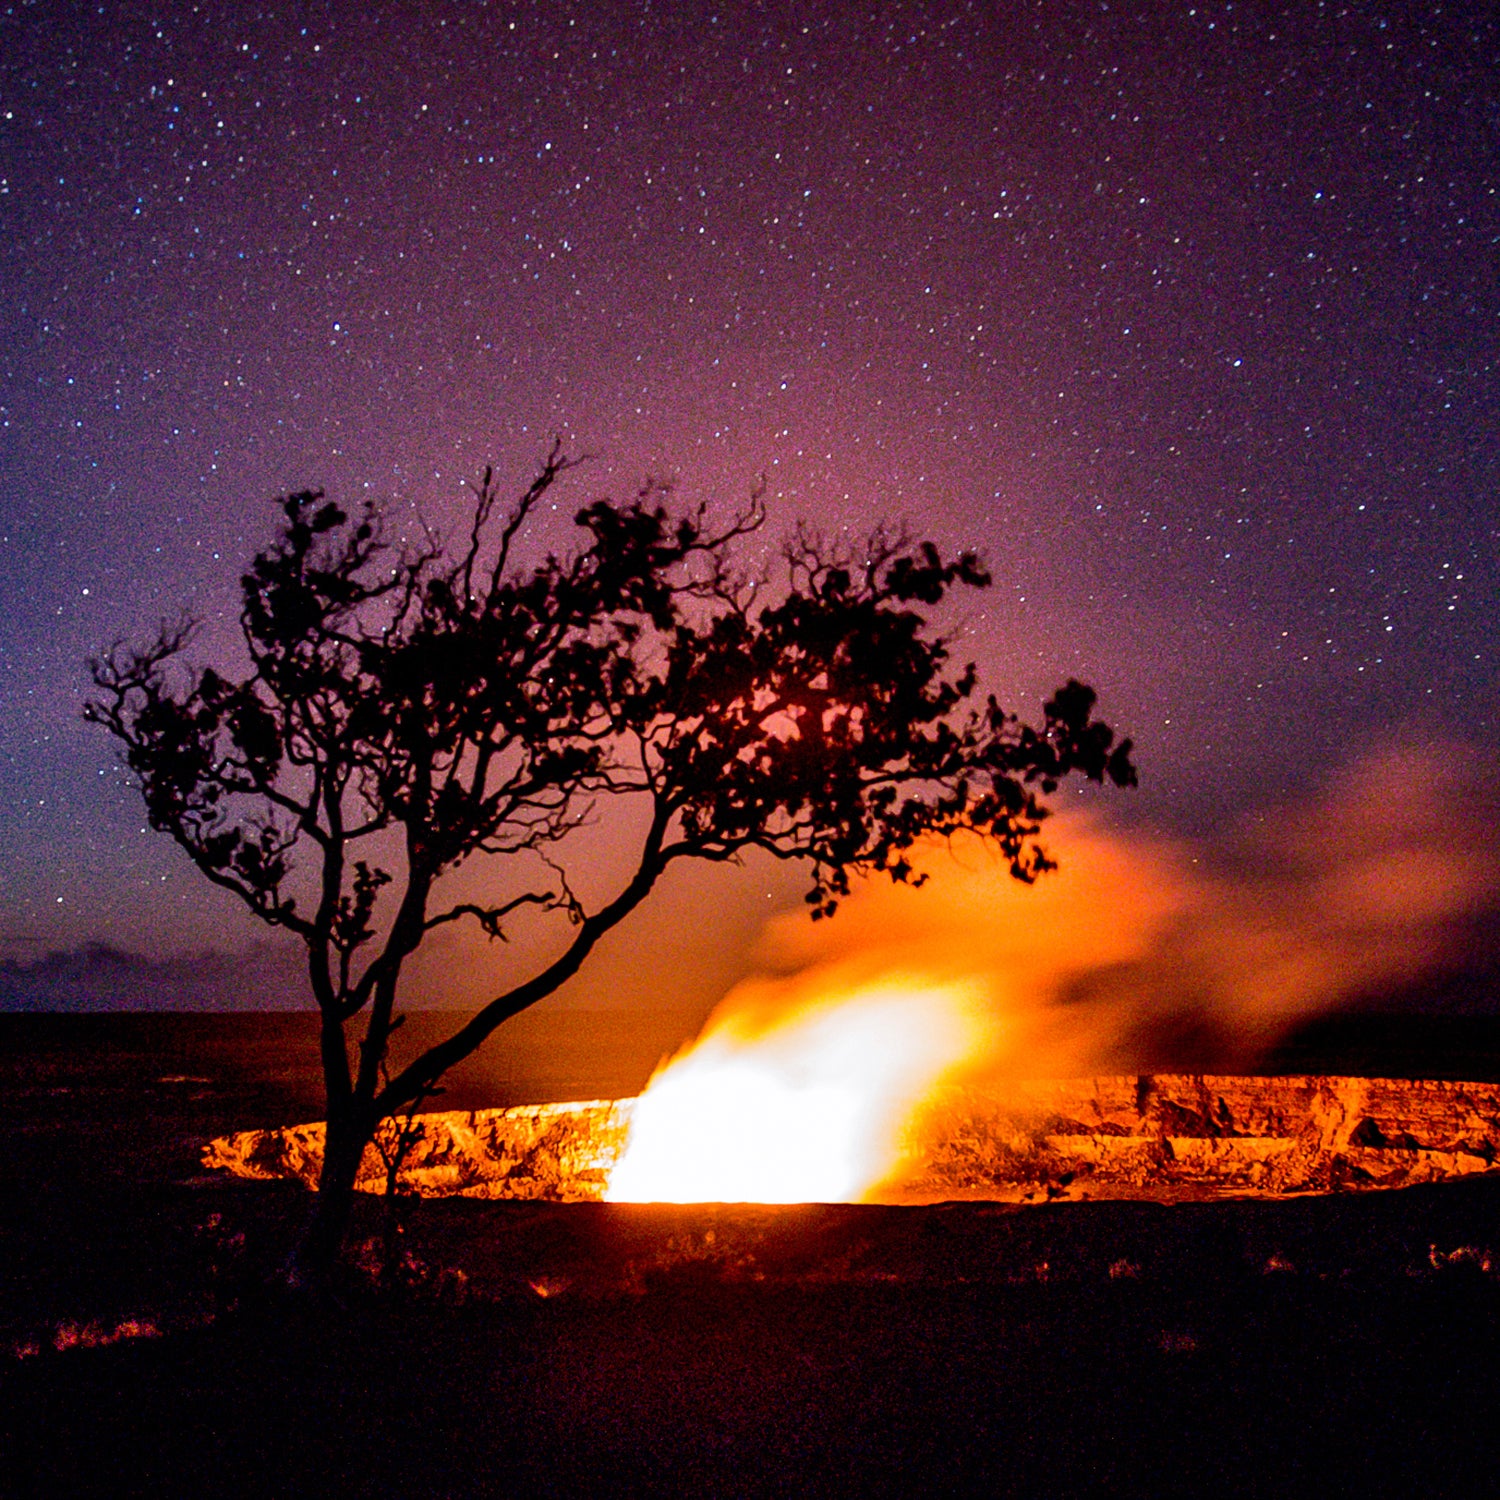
[604,981,989,1203]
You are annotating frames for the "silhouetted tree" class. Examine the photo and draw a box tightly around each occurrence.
[87,446,1135,1274]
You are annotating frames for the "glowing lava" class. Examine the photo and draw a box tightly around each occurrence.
[604,980,988,1203]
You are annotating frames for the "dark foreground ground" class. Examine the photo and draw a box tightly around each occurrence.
[5,1012,1500,1498]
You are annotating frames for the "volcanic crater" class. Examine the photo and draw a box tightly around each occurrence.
[204,1072,1500,1205]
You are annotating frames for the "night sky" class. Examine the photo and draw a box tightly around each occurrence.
[2,1,1496,976]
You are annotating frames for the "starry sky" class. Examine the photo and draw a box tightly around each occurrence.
[1,0,1496,971]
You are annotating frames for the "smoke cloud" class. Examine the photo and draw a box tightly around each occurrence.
[699,744,1500,1078]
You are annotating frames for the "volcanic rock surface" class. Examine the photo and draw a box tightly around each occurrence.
[203,1099,632,1202]
[202,1074,1500,1203]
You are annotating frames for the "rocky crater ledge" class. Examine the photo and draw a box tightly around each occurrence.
[202,1075,1500,1204]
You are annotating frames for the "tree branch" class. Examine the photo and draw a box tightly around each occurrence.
[423,888,564,941]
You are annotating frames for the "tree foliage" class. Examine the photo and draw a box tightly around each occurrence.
[87,447,1134,1261]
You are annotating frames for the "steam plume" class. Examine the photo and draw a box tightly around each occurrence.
[705,744,1500,1078]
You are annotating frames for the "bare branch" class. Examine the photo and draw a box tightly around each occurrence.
[423,888,564,941]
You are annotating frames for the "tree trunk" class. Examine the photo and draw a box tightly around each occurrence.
[284,1107,371,1287]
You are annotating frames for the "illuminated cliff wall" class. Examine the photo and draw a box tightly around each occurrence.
[204,1074,1500,1204]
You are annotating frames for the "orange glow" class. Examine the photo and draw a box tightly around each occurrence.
[606,745,1499,1203]
[605,980,989,1203]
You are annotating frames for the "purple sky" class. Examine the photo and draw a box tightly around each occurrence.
[1,1,1496,969]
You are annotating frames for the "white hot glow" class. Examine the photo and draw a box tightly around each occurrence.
[605,980,987,1203]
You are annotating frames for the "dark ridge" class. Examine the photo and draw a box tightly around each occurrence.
[1264,1013,1500,1084]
